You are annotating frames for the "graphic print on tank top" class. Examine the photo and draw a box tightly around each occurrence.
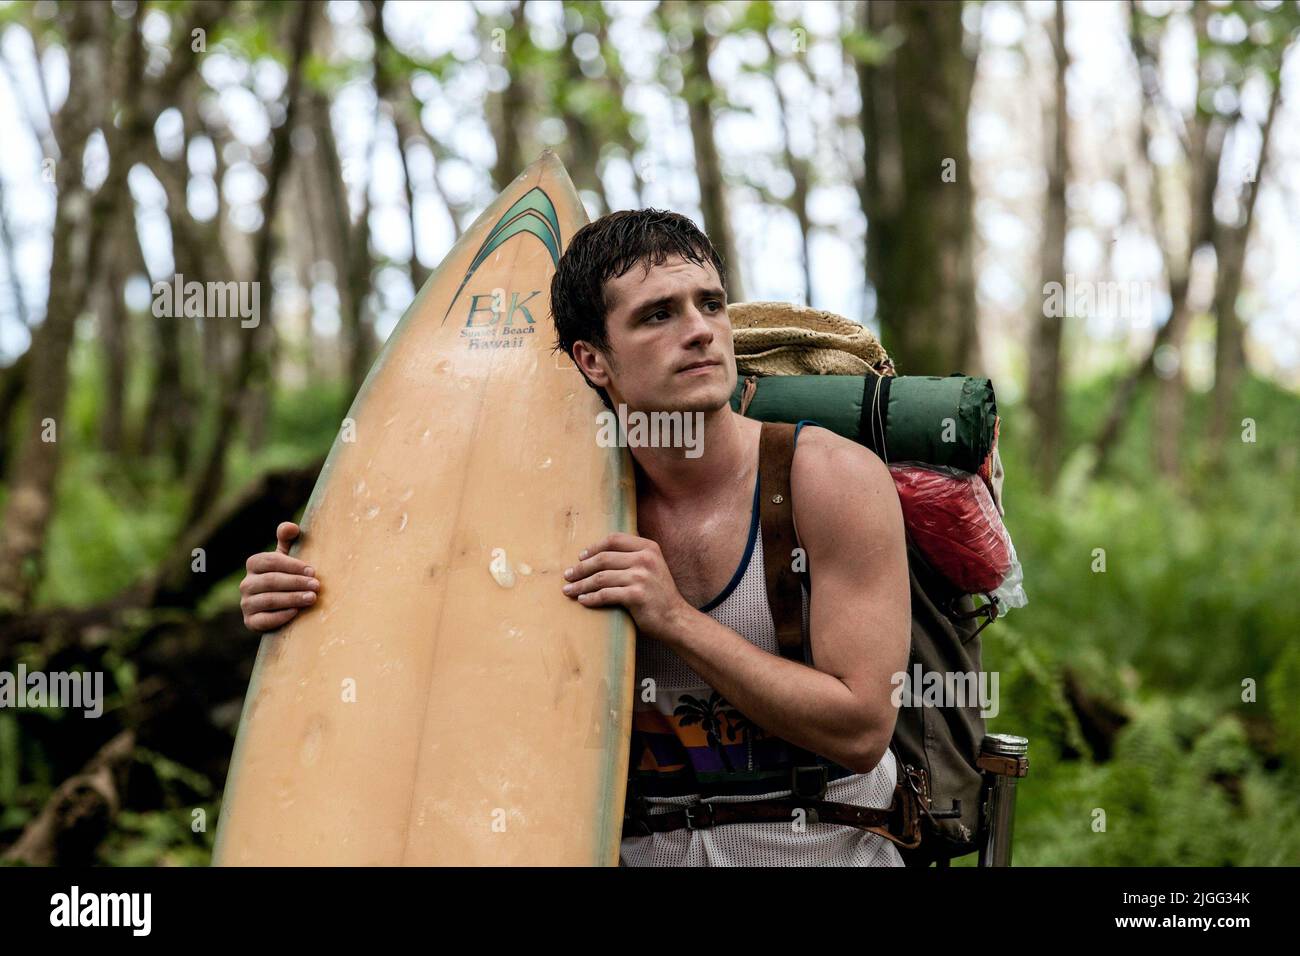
[628,436,856,800]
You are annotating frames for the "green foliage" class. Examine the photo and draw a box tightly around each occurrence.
[33,453,181,608]
[985,370,1300,865]
[1134,0,1300,113]
[840,26,904,67]
[1265,640,1300,762]
[99,806,216,868]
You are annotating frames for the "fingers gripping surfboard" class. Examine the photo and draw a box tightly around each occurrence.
[212,151,637,866]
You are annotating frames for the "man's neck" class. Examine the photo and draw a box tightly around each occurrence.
[629,405,757,507]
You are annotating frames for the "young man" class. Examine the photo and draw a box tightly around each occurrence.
[239,209,912,866]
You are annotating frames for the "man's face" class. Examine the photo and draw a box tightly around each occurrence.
[572,255,736,414]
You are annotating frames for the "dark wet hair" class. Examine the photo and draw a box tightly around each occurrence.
[549,208,728,407]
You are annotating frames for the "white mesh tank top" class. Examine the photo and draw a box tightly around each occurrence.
[619,432,904,867]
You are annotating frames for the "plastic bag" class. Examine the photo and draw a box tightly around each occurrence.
[888,462,1027,615]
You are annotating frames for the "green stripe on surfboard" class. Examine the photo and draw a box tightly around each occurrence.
[441,186,563,326]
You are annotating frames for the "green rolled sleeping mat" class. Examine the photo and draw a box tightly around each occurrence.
[730,372,998,474]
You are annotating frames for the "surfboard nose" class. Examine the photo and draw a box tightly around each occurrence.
[512,148,557,180]
[519,149,583,214]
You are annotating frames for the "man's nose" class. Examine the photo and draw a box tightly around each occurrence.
[681,305,715,347]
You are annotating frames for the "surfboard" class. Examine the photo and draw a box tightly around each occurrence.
[212,151,637,866]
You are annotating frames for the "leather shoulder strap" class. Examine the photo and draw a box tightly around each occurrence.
[758,421,810,664]
[757,420,837,786]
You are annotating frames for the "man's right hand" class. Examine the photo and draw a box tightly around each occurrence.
[240,521,320,633]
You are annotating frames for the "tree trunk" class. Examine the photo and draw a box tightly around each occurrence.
[96,28,141,458]
[1206,82,1281,465]
[371,0,430,291]
[98,220,129,456]
[1027,0,1070,488]
[1092,2,1219,480]
[592,7,648,211]
[1153,109,1224,478]
[761,24,814,306]
[302,83,373,401]
[0,2,107,611]
[490,0,532,191]
[0,353,30,480]
[345,199,375,396]
[182,2,314,532]
[557,16,611,217]
[857,0,980,375]
[134,150,194,474]
[677,0,745,300]
[117,6,229,469]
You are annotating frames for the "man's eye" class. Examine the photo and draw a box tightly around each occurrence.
[647,311,668,322]
[706,300,723,312]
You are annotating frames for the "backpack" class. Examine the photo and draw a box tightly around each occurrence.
[751,417,988,865]
[729,300,1010,866]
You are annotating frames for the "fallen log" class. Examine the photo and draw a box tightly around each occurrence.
[2,729,136,866]
[0,608,259,863]
[1060,666,1130,762]
[0,457,322,654]
[145,455,325,607]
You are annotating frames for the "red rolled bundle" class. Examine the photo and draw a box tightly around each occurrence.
[888,463,1012,595]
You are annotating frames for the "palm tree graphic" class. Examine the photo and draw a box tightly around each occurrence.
[722,707,767,771]
[674,691,735,772]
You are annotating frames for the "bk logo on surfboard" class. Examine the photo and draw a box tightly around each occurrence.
[457,289,541,350]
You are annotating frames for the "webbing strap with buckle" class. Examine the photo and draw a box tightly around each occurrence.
[791,764,827,799]
[621,781,923,849]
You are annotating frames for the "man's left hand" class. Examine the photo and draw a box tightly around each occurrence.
[562,532,690,641]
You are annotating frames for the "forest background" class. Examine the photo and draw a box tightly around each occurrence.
[0,0,1297,865]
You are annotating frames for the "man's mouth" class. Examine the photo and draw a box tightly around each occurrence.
[677,360,720,374]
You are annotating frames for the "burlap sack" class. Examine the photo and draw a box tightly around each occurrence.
[728,301,895,377]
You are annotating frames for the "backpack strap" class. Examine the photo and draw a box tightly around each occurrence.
[757,421,831,799]
[758,421,812,664]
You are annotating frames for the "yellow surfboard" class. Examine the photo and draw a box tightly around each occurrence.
[213,151,636,866]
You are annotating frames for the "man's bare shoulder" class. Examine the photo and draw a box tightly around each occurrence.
[789,424,901,545]
[791,424,893,496]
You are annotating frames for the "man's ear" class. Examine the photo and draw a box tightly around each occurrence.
[571,340,612,388]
